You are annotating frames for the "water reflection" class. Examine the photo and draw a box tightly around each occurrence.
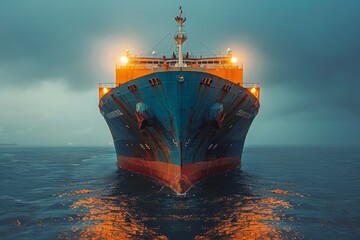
[194,197,291,239]
[61,169,302,239]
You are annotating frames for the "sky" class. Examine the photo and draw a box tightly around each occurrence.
[0,0,359,146]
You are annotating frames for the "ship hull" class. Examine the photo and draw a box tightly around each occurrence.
[117,155,240,193]
[100,70,259,193]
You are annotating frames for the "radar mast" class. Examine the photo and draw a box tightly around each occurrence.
[174,6,187,67]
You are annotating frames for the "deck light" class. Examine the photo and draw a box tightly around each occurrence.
[231,57,237,64]
[120,55,129,64]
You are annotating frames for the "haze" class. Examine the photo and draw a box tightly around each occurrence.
[1,0,359,146]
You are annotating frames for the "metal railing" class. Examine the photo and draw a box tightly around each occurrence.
[241,82,260,88]
[99,83,119,88]
[99,82,259,89]
[126,53,229,59]
[116,63,241,70]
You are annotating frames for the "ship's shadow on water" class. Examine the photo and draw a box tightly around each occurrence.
[64,168,298,240]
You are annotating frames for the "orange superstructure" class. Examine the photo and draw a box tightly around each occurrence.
[206,67,243,85]
[99,51,260,101]
[114,52,244,85]
[116,67,152,85]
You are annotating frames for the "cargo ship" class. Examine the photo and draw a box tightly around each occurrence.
[99,7,260,193]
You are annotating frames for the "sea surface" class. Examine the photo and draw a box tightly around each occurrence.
[0,146,359,239]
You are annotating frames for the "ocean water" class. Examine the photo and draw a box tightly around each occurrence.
[0,146,359,240]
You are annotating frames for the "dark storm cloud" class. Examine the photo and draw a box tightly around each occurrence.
[1,1,92,88]
[228,1,360,122]
[0,0,151,90]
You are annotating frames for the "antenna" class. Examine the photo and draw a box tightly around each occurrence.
[174,6,187,67]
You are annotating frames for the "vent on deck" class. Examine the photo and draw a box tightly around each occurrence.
[149,77,161,86]
[127,84,137,91]
[222,84,232,92]
[200,77,212,85]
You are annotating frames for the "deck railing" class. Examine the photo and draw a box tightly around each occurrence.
[99,83,120,88]
[115,63,241,70]
[242,82,260,88]
[99,82,259,89]
[125,54,229,59]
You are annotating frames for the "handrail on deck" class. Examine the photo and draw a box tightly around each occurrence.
[99,83,119,88]
[242,82,260,88]
[128,53,229,59]
[115,63,241,70]
[99,82,259,88]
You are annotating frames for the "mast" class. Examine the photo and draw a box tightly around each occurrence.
[174,6,187,67]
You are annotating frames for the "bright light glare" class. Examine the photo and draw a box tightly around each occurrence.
[102,87,109,94]
[231,57,237,64]
[251,87,256,93]
[120,56,129,64]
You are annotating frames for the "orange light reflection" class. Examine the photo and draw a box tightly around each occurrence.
[69,192,167,240]
[195,195,295,239]
[60,187,300,239]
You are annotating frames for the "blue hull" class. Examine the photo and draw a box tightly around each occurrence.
[99,70,259,192]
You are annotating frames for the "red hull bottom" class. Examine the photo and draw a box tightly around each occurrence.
[117,155,241,193]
